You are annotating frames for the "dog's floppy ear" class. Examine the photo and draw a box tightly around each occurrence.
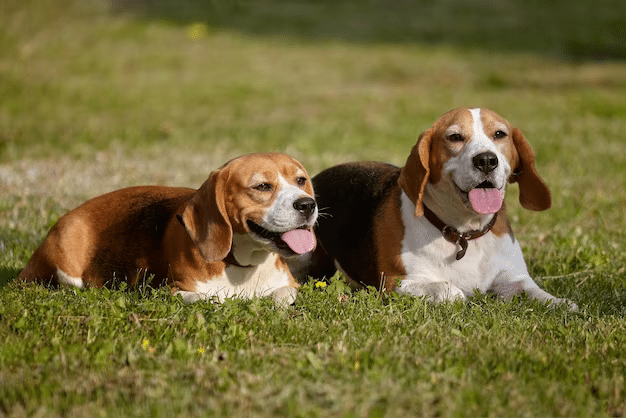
[178,167,232,262]
[509,128,552,211]
[398,129,433,217]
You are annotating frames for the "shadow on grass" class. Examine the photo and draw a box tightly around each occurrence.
[1,266,19,288]
[111,0,626,61]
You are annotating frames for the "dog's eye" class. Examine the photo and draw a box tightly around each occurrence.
[494,130,507,139]
[447,133,464,142]
[253,183,273,192]
[296,177,307,186]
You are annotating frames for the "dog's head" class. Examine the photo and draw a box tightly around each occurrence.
[399,107,551,217]
[178,153,318,262]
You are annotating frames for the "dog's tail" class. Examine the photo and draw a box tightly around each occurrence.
[18,245,59,287]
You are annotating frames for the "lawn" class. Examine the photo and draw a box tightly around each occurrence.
[1,0,625,416]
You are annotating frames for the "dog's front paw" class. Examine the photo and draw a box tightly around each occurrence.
[398,281,466,302]
[522,286,578,311]
[270,286,298,307]
[549,297,578,311]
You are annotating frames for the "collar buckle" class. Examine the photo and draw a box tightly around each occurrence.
[423,206,498,260]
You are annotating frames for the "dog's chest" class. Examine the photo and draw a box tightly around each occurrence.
[192,253,291,301]
[399,197,508,293]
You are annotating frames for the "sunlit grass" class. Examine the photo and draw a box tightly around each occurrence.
[1,0,625,416]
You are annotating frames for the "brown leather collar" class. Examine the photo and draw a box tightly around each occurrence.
[423,205,498,260]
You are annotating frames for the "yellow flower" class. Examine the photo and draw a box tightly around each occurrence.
[315,281,327,288]
[186,23,209,40]
[198,348,205,355]
[142,339,155,353]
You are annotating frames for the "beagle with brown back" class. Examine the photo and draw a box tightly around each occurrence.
[19,153,318,305]
[291,108,575,308]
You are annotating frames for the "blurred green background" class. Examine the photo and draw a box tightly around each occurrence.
[2,0,626,164]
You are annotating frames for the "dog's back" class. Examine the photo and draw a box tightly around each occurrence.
[298,162,400,287]
[18,186,193,288]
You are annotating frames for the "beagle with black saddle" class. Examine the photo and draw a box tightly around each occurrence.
[19,153,318,305]
[291,108,576,308]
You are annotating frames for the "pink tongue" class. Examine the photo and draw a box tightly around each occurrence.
[468,188,504,214]
[281,229,316,255]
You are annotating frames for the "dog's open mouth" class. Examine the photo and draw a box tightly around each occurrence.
[246,220,315,255]
[455,181,504,215]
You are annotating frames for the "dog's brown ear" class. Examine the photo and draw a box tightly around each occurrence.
[398,129,433,217]
[179,167,232,262]
[509,128,551,211]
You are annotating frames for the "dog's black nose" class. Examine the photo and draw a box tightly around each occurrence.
[473,151,499,174]
[293,197,316,218]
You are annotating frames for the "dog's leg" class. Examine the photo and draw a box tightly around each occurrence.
[490,271,578,310]
[269,286,298,307]
[397,277,466,302]
[173,290,224,303]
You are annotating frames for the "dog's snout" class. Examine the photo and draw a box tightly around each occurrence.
[473,151,498,174]
[293,197,316,218]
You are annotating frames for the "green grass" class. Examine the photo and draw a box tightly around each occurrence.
[1,0,626,416]
[2,281,625,417]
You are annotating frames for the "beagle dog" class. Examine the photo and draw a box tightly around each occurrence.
[18,153,318,305]
[292,108,575,308]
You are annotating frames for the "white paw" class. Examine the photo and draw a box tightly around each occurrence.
[522,286,578,311]
[174,290,221,303]
[398,281,466,302]
[550,297,578,311]
[270,286,298,307]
